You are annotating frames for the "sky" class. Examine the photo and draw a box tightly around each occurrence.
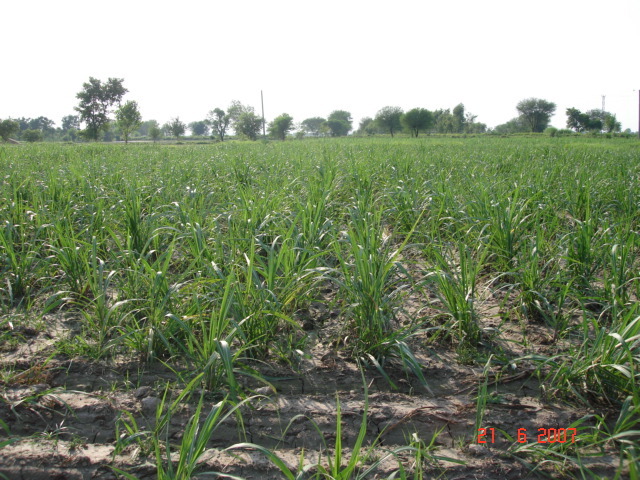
[2,0,639,132]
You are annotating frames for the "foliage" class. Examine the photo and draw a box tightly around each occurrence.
[375,106,403,137]
[604,113,622,133]
[492,116,530,134]
[2,138,640,479]
[116,100,143,144]
[567,107,621,133]
[187,120,209,137]
[137,119,159,137]
[300,116,326,136]
[325,110,352,136]
[75,77,127,141]
[148,125,162,142]
[167,117,186,140]
[516,97,556,132]
[61,115,80,136]
[401,108,433,137]
[21,129,43,142]
[206,108,230,141]
[0,119,19,141]
[268,113,294,140]
[300,117,327,137]
[235,111,263,140]
[452,103,465,133]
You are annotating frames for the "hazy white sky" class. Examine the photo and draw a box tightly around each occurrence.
[3,0,639,131]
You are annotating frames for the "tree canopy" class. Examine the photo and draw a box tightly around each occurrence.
[235,111,263,140]
[325,110,352,137]
[115,100,142,144]
[0,119,20,142]
[167,117,186,140]
[516,98,556,133]
[300,117,326,137]
[375,106,403,137]
[75,77,127,141]
[268,113,294,141]
[401,108,433,137]
[207,108,230,142]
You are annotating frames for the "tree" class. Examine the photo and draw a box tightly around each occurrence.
[566,107,602,132]
[225,101,263,138]
[0,119,19,142]
[149,125,162,143]
[189,120,209,137]
[325,110,352,137]
[356,117,378,136]
[207,108,230,141]
[587,109,622,133]
[115,100,142,144]
[493,117,529,134]
[75,77,127,141]
[168,117,186,140]
[375,106,403,137]
[226,100,246,125]
[22,129,43,142]
[516,98,556,133]
[235,111,263,140]
[401,108,433,137]
[433,109,455,133]
[61,115,80,132]
[268,113,294,140]
[452,103,465,133]
[138,120,159,137]
[604,113,621,133]
[300,117,326,137]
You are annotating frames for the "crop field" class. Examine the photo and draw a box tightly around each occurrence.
[1,136,639,479]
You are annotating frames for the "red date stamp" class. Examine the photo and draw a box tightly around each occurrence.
[477,427,577,444]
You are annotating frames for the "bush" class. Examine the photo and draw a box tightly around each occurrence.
[544,127,558,137]
[22,129,43,142]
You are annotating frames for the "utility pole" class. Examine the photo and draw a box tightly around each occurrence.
[261,90,266,138]
[601,95,606,113]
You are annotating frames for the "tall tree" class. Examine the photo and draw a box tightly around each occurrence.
[516,98,556,132]
[268,113,294,141]
[452,103,465,133]
[207,108,230,141]
[375,106,403,137]
[604,113,621,133]
[168,117,186,140]
[325,110,352,137]
[235,111,263,140]
[75,77,127,140]
[149,125,162,143]
[433,109,455,133]
[401,108,433,137]
[115,100,142,144]
[189,120,209,137]
[566,107,602,132]
[356,117,377,135]
[138,119,159,137]
[61,115,80,132]
[301,117,326,137]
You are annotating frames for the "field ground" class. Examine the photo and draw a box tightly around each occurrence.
[1,137,639,479]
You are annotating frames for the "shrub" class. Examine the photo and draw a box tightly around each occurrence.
[22,129,43,142]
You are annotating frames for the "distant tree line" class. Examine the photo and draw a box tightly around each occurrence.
[0,78,630,143]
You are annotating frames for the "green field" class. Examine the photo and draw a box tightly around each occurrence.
[1,137,639,479]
